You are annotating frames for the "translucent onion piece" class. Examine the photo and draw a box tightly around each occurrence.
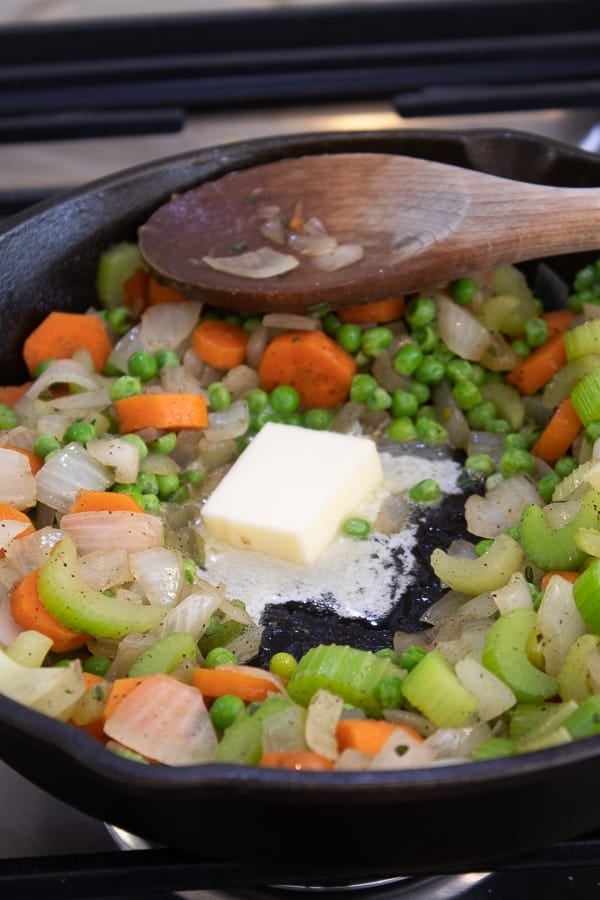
[374,491,411,535]
[334,748,371,771]
[537,575,587,676]
[198,438,238,471]
[217,596,254,626]
[262,312,321,332]
[383,708,437,737]
[259,217,286,245]
[454,657,516,721]
[0,519,33,552]
[246,325,269,369]
[160,364,203,395]
[432,380,470,450]
[479,333,522,372]
[420,590,468,625]
[370,728,435,770]
[0,595,23,645]
[86,436,140,484]
[305,688,344,760]
[5,527,65,579]
[0,426,37,453]
[288,231,338,256]
[222,365,260,399]
[330,401,364,434]
[224,624,264,664]
[310,243,363,272]
[141,300,202,352]
[205,399,249,443]
[0,448,36,510]
[202,246,299,278]
[0,651,85,721]
[465,475,542,539]
[107,323,144,374]
[586,649,600,694]
[25,358,100,400]
[435,295,492,361]
[159,585,222,640]
[47,387,112,412]
[5,630,53,667]
[371,351,408,393]
[424,722,492,759]
[106,632,156,679]
[60,510,163,555]
[262,703,307,754]
[140,453,180,476]
[130,547,183,606]
[36,443,111,514]
[78,547,132,592]
[492,572,533,615]
[104,674,217,765]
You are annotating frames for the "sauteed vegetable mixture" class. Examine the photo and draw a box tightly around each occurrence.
[2,234,600,771]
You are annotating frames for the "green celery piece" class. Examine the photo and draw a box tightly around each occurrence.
[571,368,600,425]
[562,695,600,739]
[518,490,600,572]
[471,737,517,760]
[558,633,600,702]
[509,702,564,740]
[400,649,478,728]
[38,537,166,639]
[482,608,558,703]
[516,699,578,751]
[286,644,397,718]
[215,696,294,764]
[96,241,143,309]
[564,319,600,361]
[430,533,524,596]
[198,609,246,656]
[128,632,198,677]
[573,560,600,633]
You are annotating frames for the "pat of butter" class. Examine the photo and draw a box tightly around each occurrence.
[202,422,383,565]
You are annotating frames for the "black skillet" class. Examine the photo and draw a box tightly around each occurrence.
[1,128,600,878]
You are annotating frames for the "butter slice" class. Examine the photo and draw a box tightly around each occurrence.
[202,422,383,565]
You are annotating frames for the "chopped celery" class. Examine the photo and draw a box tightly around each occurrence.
[509,702,559,741]
[96,241,144,310]
[471,737,517,760]
[38,537,167,639]
[198,607,246,655]
[516,725,572,752]
[517,491,600,572]
[5,630,52,667]
[562,695,600,740]
[430,533,524,596]
[214,696,294,764]
[286,644,397,718]
[564,319,600,361]
[573,559,600,633]
[128,632,198,677]
[401,649,478,728]
[558,633,600,701]
[516,699,578,751]
[482,608,559,703]
[542,355,600,411]
[479,382,524,431]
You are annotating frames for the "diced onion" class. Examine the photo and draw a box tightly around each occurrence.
[25,359,100,400]
[310,243,364,272]
[160,584,222,640]
[492,572,533,614]
[5,526,65,578]
[424,722,492,758]
[435,295,492,361]
[0,447,36,510]
[262,313,321,332]
[78,548,132,592]
[86,436,140,484]
[205,399,249,443]
[370,728,435,770]
[288,231,338,257]
[222,365,260,398]
[305,688,343,761]
[130,547,183,606]
[60,510,163,555]
[259,217,286,245]
[262,703,306,754]
[537,575,587,676]
[454,658,516,721]
[202,246,299,279]
[465,475,542,539]
[141,300,202,352]
[35,443,111,514]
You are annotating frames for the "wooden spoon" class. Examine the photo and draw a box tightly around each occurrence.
[139,152,600,313]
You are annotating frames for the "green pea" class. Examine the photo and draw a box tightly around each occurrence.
[393,343,423,376]
[467,401,497,430]
[488,418,511,435]
[554,456,577,479]
[524,317,550,348]
[574,264,597,292]
[361,326,393,358]
[585,420,600,443]
[106,306,134,336]
[452,380,482,410]
[475,539,494,557]
[156,472,180,499]
[409,478,441,503]
[302,408,333,430]
[136,471,159,495]
[511,339,531,359]
[413,356,445,385]
[210,694,245,731]
[336,323,362,353]
[127,350,158,382]
[406,295,436,328]
[140,493,161,514]
[0,403,18,430]
[154,348,180,371]
[33,359,55,378]
[374,675,403,709]
[270,384,300,416]
[375,648,399,663]
[204,647,237,668]
[407,380,430,405]
[63,420,97,445]
[121,433,148,459]
[400,645,427,672]
[207,382,231,411]
[567,293,585,313]
[181,468,206,487]
[416,404,436,421]
[172,485,190,504]
[415,417,447,444]
[464,454,496,476]
[182,558,197,584]
[322,312,342,336]
[445,358,473,383]
[245,387,269,415]
[366,387,392,412]
[284,412,303,427]
[412,324,438,352]
[387,417,417,442]
[500,447,534,478]
[109,375,142,401]
[33,433,61,459]
[342,517,372,539]
[391,389,419,419]
[269,652,298,680]
[103,359,124,377]
[242,316,262,333]
[450,276,478,304]
[349,373,378,404]
[83,655,112,677]
[503,432,528,450]
[148,431,177,454]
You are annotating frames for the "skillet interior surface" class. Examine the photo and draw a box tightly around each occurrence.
[2,128,600,874]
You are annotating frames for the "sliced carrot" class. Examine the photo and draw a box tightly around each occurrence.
[9,569,89,653]
[258,330,357,409]
[336,719,423,756]
[540,570,580,591]
[68,489,143,515]
[504,332,567,396]
[531,396,582,464]
[193,666,284,703]
[147,276,190,306]
[542,309,576,337]
[23,311,112,376]
[259,750,334,770]
[102,675,155,721]
[122,268,149,317]
[114,392,208,433]
[288,200,304,233]
[0,384,32,407]
[191,319,249,370]
[3,445,43,475]
[339,296,405,324]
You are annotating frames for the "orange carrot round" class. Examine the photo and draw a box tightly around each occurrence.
[531,396,582,464]
[114,393,208,433]
[193,666,284,703]
[258,330,357,409]
[191,319,249,370]
[540,570,581,591]
[259,750,334,770]
[505,332,568,396]
[0,384,32,407]
[10,569,89,653]
[147,277,190,306]
[336,719,423,756]
[68,489,143,515]
[339,296,405,324]
[23,311,112,375]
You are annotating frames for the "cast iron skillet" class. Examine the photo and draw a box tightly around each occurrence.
[2,128,600,878]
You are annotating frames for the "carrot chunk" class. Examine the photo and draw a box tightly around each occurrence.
[114,393,208,433]
[258,330,357,408]
[102,675,155,721]
[9,569,89,653]
[339,296,405,324]
[0,384,32,407]
[122,268,149,314]
[23,311,112,375]
[540,570,580,591]
[147,276,190,306]
[191,319,249,370]
[193,666,284,703]
[259,750,334,770]
[336,719,423,756]
[68,489,143,515]
[3,445,43,475]
[531,397,582,464]
[505,332,567,396]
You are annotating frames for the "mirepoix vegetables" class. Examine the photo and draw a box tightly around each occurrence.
[6,233,600,769]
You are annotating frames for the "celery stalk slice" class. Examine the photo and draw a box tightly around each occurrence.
[128,632,198,677]
[563,695,600,739]
[215,696,294,764]
[573,559,600,633]
[96,241,144,310]
[38,537,166,639]
[401,649,478,728]
[430,533,524,595]
[518,491,600,572]
[482,608,558,703]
